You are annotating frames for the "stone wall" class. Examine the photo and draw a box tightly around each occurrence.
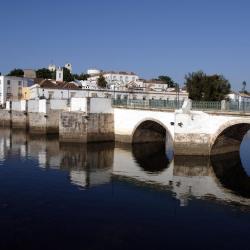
[0,110,11,127]
[29,110,61,134]
[11,110,28,130]
[87,113,114,142]
[29,113,47,134]
[59,112,114,143]
[46,110,61,134]
[59,112,88,143]
[174,133,211,156]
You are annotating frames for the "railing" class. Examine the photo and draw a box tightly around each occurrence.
[191,101,221,111]
[225,101,250,112]
[192,100,250,112]
[112,98,250,113]
[112,99,183,110]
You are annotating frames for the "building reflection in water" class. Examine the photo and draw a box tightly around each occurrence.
[60,142,114,188]
[1,128,250,207]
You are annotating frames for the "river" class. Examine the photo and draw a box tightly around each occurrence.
[0,128,250,249]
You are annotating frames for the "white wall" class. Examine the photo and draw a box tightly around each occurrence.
[90,98,113,114]
[49,99,68,110]
[70,98,87,112]
[11,101,21,111]
[28,100,39,112]
[20,100,27,111]
[39,99,47,113]
[114,108,175,140]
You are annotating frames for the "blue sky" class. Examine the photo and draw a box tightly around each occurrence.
[0,0,249,89]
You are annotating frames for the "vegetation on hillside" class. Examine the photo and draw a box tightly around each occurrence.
[97,75,108,88]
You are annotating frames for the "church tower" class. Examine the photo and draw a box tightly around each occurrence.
[56,67,64,82]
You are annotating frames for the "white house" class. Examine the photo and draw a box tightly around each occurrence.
[86,69,140,89]
[0,76,32,106]
[144,79,168,92]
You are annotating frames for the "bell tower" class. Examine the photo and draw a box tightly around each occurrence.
[56,67,64,82]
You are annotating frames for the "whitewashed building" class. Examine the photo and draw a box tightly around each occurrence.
[86,69,140,90]
[28,79,188,102]
[0,76,33,106]
[144,80,168,92]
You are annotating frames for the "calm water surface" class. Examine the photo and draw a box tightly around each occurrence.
[0,128,250,249]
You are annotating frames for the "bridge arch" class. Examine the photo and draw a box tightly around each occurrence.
[210,119,250,154]
[132,118,173,144]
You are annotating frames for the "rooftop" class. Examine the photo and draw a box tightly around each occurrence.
[35,79,80,90]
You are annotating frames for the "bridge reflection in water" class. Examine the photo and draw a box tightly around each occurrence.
[0,128,250,208]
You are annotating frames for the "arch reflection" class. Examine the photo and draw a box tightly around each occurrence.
[132,142,171,173]
[211,152,250,198]
[1,128,250,207]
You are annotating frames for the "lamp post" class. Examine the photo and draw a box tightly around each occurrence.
[175,83,180,108]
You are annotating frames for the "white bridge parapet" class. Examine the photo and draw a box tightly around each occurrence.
[114,99,250,155]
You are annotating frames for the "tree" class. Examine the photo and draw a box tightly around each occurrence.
[7,68,24,77]
[185,71,231,101]
[36,68,52,79]
[73,73,90,81]
[63,67,74,82]
[158,75,176,88]
[97,74,107,88]
[51,70,56,80]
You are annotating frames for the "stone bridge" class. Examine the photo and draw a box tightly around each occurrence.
[113,100,250,156]
[2,98,250,156]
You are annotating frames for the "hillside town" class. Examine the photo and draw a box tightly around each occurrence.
[0,63,249,109]
[0,63,189,108]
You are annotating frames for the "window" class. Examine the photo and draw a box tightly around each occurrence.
[116,94,121,100]
[91,93,97,97]
[123,95,128,100]
[143,96,146,100]
[48,91,54,99]
[70,92,76,98]
[7,80,10,85]
[18,87,22,99]
[18,81,22,86]
[7,87,11,99]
